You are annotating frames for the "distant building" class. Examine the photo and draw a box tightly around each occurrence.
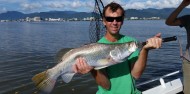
[25,17,42,22]
[48,18,61,21]
[33,17,41,22]
[151,17,160,20]
[83,17,95,21]
[130,17,138,20]
[26,17,31,22]
[0,20,9,22]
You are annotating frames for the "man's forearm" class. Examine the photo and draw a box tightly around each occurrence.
[166,3,185,25]
[131,48,149,79]
[91,69,110,90]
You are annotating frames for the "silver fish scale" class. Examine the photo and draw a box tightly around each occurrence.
[84,44,112,67]
[55,43,109,73]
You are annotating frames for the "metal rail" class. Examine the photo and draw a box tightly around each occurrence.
[136,70,182,87]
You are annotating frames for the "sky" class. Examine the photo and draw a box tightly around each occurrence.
[0,0,186,14]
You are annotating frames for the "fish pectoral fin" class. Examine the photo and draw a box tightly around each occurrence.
[94,59,111,70]
[61,73,75,83]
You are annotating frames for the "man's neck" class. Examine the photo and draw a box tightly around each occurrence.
[105,33,121,42]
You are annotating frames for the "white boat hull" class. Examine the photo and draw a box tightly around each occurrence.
[142,78,183,94]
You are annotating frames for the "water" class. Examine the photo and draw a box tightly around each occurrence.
[0,20,186,94]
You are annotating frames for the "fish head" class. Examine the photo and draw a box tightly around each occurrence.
[127,42,138,52]
[110,42,138,62]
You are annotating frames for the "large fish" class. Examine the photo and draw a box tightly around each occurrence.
[32,41,138,93]
[32,36,177,93]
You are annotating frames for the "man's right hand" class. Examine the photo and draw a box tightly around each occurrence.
[73,57,110,89]
[73,57,93,74]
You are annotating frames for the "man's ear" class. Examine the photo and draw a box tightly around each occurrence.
[103,18,106,26]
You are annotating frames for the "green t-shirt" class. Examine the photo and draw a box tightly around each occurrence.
[96,35,141,94]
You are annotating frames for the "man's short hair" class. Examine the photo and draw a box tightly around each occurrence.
[103,2,125,17]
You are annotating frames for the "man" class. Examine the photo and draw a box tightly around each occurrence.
[165,0,190,93]
[73,2,162,94]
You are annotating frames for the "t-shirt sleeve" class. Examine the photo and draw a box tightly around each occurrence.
[179,15,190,28]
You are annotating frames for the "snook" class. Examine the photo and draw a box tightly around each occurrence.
[32,41,138,93]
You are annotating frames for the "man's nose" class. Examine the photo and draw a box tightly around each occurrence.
[113,19,117,23]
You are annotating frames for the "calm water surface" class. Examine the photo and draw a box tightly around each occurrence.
[0,20,186,94]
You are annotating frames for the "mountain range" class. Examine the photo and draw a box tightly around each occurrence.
[0,8,190,20]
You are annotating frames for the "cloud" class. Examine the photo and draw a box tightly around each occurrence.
[37,0,94,12]
[63,1,93,9]
[102,0,123,5]
[0,0,27,3]
[0,7,7,13]
[71,1,82,8]
[0,0,187,13]
[21,3,42,10]
[123,0,182,9]
[100,0,183,9]
[0,0,92,13]
[48,2,65,8]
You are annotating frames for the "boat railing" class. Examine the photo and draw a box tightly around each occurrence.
[137,70,182,87]
[137,70,183,94]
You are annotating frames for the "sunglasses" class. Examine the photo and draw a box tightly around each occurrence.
[105,16,123,22]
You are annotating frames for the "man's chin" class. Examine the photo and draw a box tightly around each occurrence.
[110,31,119,35]
[111,30,118,33]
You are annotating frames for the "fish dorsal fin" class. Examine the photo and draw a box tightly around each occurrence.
[61,73,75,83]
[55,48,73,63]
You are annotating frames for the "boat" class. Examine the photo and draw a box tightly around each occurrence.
[137,70,184,94]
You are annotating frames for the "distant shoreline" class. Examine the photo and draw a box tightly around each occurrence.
[0,18,165,22]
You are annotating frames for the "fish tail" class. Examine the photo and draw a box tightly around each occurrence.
[32,70,57,93]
